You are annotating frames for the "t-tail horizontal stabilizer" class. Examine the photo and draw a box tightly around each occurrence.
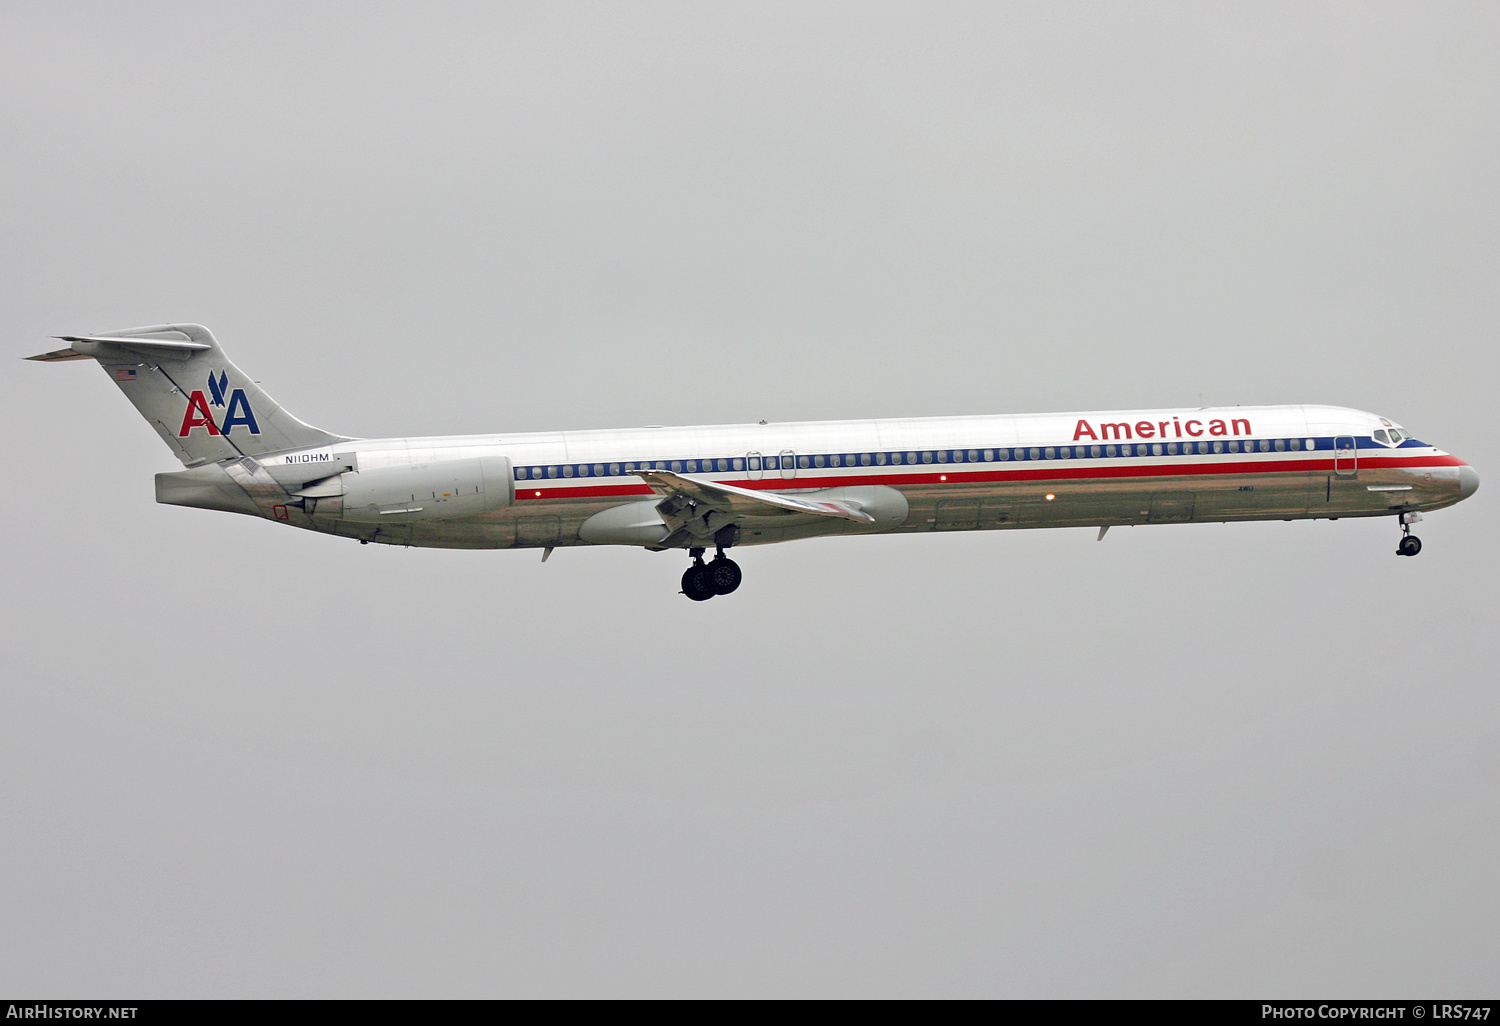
[27,323,350,465]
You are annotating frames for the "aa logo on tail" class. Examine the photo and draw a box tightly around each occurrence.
[179,370,260,437]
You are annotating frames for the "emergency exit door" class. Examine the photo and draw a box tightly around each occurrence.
[1334,436,1358,477]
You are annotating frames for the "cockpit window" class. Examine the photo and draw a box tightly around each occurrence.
[1373,429,1390,445]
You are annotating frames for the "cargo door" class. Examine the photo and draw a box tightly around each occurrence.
[515,516,560,548]
[1149,493,1196,522]
[935,500,979,530]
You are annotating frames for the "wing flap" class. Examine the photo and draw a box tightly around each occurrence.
[632,469,875,523]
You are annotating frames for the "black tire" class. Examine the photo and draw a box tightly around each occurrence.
[682,565,716,601]
[1399,535,1422,557]
[707,557,743,595]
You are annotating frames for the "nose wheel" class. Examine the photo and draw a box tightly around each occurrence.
[680,547,743,600]
[1397,511,1423,557]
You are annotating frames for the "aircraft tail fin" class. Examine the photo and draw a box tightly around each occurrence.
[27,324,350,465]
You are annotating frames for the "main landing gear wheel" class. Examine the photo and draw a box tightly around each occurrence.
[706,557,742,595]
[680,546,743,600]
[681,564,716,601]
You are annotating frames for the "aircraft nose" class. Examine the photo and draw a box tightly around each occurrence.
[1459,464,1480,500]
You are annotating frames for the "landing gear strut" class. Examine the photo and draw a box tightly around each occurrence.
[680,545,743,601]
[1397,511,1423,557]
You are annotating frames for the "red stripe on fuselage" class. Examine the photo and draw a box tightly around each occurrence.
[513,453,1464,502]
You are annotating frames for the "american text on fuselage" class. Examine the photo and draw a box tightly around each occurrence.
[30,324,1479,600]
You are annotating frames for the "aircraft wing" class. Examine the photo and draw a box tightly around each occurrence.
[631,469,875,523]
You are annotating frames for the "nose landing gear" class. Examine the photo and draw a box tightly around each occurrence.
[1397,511,1423,557]
[680,546,743,601]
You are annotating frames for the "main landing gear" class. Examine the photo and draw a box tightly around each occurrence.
[1397,511,1423,557]
[681,546,743,601]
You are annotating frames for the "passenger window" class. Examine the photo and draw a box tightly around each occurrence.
[1288,439,1300,451]
[1274,439,1285,451]
[1305,438,1316,449]
[813,455,826,468]
[861,453,872,466]
[578,465,589,477]
[907,452,918,464]
[1212,441,1223,454]
[1258,439,1270,452]
[561,465,573,478]
[1105,445,1116,457]
[749,457,761,471]
[891,453,902,465]
[547,467,559,478]
[516,467,528,479]
[1167,442,1178,455]
[1058,446,1070,459]
[999,448,1011,461]
[921,452,934,464]
[875,452,886,465]
[1089,445,1100,458]
[1228,441,1240,453]
[968,450,979,462]
[1026,447,1038,460]
[610,463,621,475]
[983,449,994,461]
[670,461,683,472]
[799,456,810,469]
[1152,444,1164,456]
[936,450,949,463]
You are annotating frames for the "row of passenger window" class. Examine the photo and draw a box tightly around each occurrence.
[514,437,1322,481]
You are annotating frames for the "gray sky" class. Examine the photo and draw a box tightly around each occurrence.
[2,1,1496,998]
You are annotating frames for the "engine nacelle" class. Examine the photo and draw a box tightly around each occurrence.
[334,455,513,523]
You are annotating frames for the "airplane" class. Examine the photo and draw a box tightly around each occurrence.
[29,323,1479,600]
